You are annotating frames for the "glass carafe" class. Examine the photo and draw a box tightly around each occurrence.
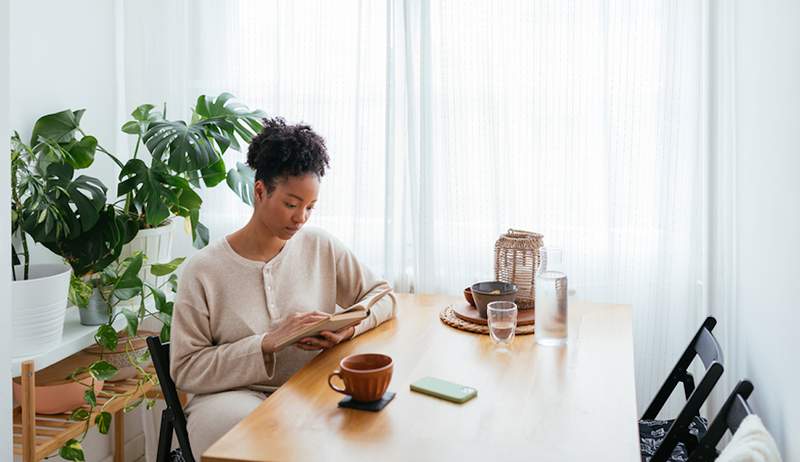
[535,247,568,346]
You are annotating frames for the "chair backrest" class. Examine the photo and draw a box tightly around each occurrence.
[642,317,723,420]
[643,317,725,462]
[687,380,754,462]
[147,336,195,462]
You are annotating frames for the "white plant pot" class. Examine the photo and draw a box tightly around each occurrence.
[11,263,71,358]
[119,221,175,297]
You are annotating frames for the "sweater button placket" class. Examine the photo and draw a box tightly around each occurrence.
[264,266,277,318]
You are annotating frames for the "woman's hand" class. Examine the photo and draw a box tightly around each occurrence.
[261,311,331,354]
[294,325,356,351]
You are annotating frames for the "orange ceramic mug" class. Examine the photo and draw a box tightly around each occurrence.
[328,353,393,402]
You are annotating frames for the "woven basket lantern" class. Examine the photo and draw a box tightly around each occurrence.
[494,229,544,310]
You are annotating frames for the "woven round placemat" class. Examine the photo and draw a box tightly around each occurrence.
[439,305,535,335]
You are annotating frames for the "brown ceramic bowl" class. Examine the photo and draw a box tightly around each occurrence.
[471,281,518,318]
[464,287,476,306]
[328,353,393,402]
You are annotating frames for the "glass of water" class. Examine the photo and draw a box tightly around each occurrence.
[535,247,568,346]
[487,301,518,346]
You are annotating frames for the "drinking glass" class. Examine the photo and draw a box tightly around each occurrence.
[487,301,518,346]
[535,247,568,346]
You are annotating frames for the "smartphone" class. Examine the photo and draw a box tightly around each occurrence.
[410,377,478,404]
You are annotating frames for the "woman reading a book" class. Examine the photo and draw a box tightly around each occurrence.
[170,117,397,460]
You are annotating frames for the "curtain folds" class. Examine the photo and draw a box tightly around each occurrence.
[123,2,708,446]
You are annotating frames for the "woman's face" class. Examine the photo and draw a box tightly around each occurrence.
[253,173,320,240]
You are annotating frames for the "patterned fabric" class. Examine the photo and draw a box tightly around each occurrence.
[639,416,709,462]
[170,448,187,462]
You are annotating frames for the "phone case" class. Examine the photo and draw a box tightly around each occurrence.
[410,377,478,403]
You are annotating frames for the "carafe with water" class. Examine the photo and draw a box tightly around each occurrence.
[534,247,568,346]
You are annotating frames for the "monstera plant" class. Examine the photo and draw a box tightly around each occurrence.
[118,93,265,248]
[10,110,134,280]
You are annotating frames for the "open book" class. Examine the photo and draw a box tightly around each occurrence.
[270,290,393,350]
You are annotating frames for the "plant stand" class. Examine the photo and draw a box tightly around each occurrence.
[12,358,170,462]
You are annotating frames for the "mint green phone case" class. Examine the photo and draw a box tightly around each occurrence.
[410,377,478,403]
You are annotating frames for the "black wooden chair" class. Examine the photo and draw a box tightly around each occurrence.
[639,317,725,462]
[687,380,754,462]
[147,336,195,462]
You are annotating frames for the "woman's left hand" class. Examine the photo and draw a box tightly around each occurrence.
[295,325,356,351]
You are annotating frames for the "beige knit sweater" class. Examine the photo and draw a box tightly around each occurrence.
[170,227,396,395]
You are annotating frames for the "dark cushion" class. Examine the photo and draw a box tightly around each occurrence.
[639,415,708,462]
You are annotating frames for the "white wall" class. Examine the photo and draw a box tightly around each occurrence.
[2,0,13,459]
[10,0,121,264]
[9,1,150,461]
[731,0,800,458]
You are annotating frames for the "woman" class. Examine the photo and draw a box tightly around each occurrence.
[170,118,396,460]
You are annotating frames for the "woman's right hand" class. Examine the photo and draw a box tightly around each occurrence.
[261,311,331,354]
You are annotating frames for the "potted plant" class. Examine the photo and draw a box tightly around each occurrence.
[9,108,118,356]
[118,92,265,250]
[57,251,182,462]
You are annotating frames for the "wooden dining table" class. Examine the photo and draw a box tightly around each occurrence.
[203,294,641,462]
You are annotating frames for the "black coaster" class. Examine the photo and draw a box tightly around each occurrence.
[337,391,396,412]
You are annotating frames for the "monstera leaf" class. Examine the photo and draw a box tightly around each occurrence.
[226,161,256,207]
[20,162,107,244]
[117,159,178,227]
[44,205,138,277]
[141,93,264,175]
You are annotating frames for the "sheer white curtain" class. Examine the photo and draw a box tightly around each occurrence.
[123,0,707,436]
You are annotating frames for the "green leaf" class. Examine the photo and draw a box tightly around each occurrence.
[95,411,112,434]
[226,161,256,207]
[30,109,84,145]
[59,439,85,461]
[67,175,107,231]
[65,136,97,169]
[89,360,118,381]
[167,273,178,292]
[121,120,140,135]
[122,308,139,337]
[131,104,157,122]
[177,186,202,211]
[189,210,209,249]
[144,120,218,172]
[160,323,171,342]
[150,257,185,276]
[69,408,90,422]
[117,159,176,227]
[113,253,143,300]
[201,157,227,187]
[84,389,97,407]
[123,397,144,413]
[69,274,93,308]
[146,398,157,410]
[147,284,167,312]
[95,324,118,351]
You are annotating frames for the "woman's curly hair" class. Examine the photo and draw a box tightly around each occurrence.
[246,117,330,194]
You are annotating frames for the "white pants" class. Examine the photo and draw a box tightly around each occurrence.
[184,389,267,461]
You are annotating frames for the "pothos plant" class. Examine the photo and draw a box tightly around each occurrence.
[118,92,266,248]
[59,251,183,462]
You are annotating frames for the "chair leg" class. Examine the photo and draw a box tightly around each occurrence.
[174,416,195,462]
[157,410,174,462]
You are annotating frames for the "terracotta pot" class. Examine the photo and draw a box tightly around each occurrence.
[12,355,104,415]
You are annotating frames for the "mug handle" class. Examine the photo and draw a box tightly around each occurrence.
[328,370,347,394]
